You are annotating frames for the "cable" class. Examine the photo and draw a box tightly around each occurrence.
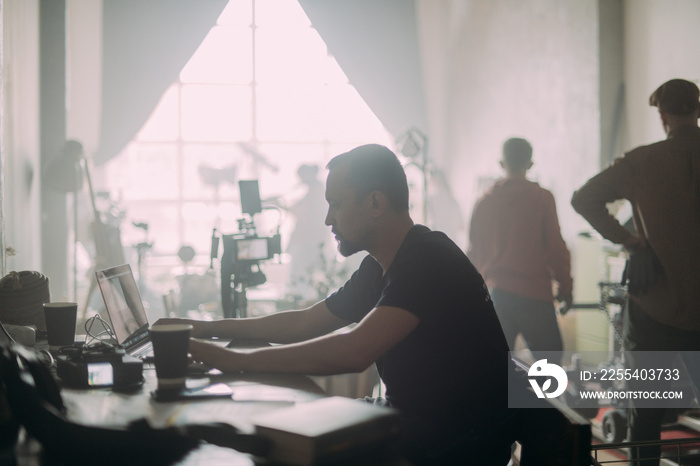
[83,314,118,349]
[57,341,121,360]
[0,320,16,343]
[53,314,124,361]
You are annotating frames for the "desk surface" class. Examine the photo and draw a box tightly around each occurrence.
[58,342,325,465]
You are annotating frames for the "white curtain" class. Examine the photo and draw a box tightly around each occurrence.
[298,0,428,140]
[94,0,228,165]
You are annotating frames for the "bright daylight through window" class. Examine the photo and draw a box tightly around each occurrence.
[99,0,392,316]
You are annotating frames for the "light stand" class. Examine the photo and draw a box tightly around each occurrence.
[43,140,86,302]
[131,222,153,287]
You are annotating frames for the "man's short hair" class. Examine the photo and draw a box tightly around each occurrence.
[326,144,409,212]
[502,138,532,172]
[649,79,700,116]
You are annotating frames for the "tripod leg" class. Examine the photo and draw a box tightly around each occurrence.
[82,273,98,319]
[239,287,247,318]
[232,289,240,318]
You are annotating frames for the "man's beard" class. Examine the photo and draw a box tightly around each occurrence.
[336,235,360,257]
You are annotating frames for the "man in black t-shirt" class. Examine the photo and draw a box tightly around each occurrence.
[162,144,516,464]
[325,224,514,463]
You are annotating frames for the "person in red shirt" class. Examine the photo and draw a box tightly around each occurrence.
[468,138,573,359]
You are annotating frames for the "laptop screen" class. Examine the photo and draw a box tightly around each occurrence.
[96,264,149,349]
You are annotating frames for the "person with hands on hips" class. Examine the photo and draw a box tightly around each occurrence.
[572,78,700,466]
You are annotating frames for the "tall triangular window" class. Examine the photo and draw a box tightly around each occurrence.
[102,0,391,302]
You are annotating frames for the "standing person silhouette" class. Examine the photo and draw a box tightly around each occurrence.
[468,137,573,360]
[572,79,700,466]
[287,164,330,299]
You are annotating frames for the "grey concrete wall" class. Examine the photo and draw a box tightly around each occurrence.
[419,0,601,249]
[2,0,42,275]
[623,0,700,151]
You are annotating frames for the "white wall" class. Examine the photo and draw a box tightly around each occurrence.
[418,0,601,250]
[415,0,700,309]
[66,0,102,155]
[2,0,42,274]
[623,0,700,150]
[0,0,100,285]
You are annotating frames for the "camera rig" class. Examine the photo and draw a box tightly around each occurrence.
[213,180,281,318]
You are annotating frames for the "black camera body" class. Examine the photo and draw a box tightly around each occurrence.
[56,347,143,389]
[217,180,282,318]
[220,232,281,317]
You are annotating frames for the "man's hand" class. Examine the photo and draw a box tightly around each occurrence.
[622,247,662,295]
[555,292,573,315]
[189,338,243,373]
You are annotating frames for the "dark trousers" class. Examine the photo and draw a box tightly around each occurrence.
[623,300,700,466]
[490,288,563,360]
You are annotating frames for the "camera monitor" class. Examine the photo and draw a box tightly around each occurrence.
[236,237,270,261]
[87,362,114,387]
[239,180,262,215]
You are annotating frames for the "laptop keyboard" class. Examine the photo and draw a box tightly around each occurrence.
[130,342,154,360]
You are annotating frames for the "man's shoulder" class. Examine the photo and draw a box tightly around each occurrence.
[625,139,668,158]
[475,178,531,202]
[624,128,700,158]
[355,253,382,275]
[473,182,499,205]
[608,141,671,175]
[617,129,700,175]
[514,178,551,194]
[535,183,556,200]
[404,225,453,247]
[507,179,555,203]
[401,226,466,265]
[500,177,549,192]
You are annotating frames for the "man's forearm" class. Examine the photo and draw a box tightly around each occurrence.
[572,160,636,245]
[571,188,632,245]
[189,305,418,376]
[190,332,370,376]
[241,333,370,375]
[193,301,348,344]
[194,311,308,343]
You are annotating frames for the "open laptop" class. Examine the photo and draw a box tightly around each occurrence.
[96,264,154,360]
